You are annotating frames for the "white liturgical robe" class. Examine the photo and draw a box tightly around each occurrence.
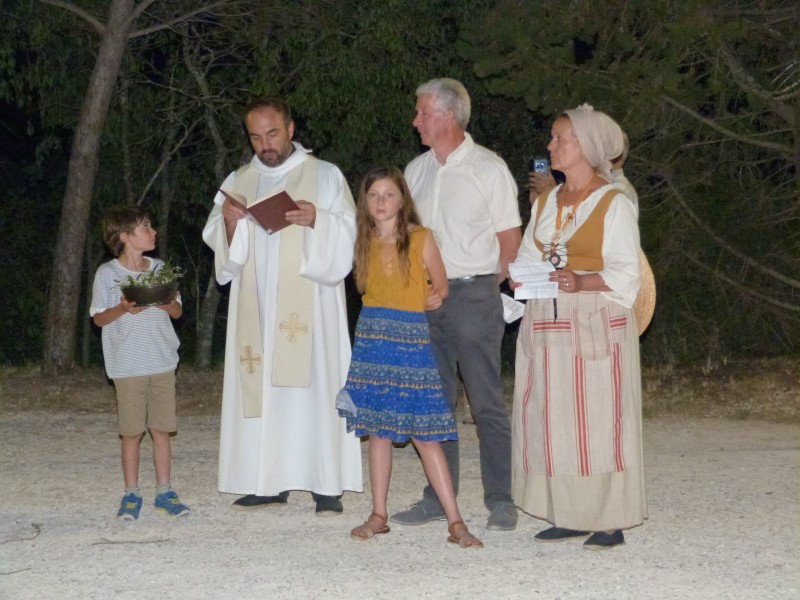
[202,145,362,496]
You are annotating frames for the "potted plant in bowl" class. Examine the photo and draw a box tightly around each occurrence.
[119,261,183,306]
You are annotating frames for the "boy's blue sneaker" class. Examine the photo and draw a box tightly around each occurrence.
[154,490,190,517]
[117,492,142,521]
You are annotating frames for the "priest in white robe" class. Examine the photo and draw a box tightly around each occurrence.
[202,98,362,513]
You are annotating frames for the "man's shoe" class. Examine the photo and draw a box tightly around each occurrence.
[313,494,343,516]
[389,501,446,525]
[534,526,591,542]
[486,501,518,531]
[232,492,289,509]
[583,530,625,550]
[117,492,142,521]
[154,490,190,517]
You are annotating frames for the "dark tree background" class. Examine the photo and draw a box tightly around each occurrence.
[0,0,797,371]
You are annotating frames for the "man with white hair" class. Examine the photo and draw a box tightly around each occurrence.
[391,78,522,531]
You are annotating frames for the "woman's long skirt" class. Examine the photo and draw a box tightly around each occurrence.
[512,292,647,531]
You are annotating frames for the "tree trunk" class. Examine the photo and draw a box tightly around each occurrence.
[183,35,227,370]
[41,0,135,376]
[194,278,222,370]
[119,76,134,205]
[157,95,178,257]
[80,229,95,367]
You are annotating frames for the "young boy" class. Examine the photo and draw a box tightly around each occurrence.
[90,206,189,520]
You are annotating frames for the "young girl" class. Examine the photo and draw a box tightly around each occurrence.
[336,166,482,549]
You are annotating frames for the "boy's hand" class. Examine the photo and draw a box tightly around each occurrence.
[120,296,147,314]
[156,292,183,319]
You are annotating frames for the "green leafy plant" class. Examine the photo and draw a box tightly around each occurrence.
[118,261,184,287]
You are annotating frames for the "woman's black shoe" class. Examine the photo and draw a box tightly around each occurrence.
[583,530,625,550]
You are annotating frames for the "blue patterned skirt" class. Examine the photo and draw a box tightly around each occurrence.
[336,306,457,443]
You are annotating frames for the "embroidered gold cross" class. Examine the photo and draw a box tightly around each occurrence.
[279,312,308,342]
[239,345,261,373]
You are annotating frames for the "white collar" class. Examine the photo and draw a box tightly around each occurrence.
[251,141,313,175]
[431,132,474,165]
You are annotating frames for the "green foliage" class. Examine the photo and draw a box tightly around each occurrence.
[0,0,503,366]
[0,146,66,364]
[2,0,795,367]
[462,0,800,364]
[116,262,184,287]
[236,0,492,180]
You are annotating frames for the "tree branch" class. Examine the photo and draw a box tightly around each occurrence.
[666,178,800,291]
[91,537,171,545]
[182,34,230,181]
[136,116,203,205]
[0,523,42,544]
[128,0,236,39]
[126,0,159,30]
[718,43,799,117]
[36,0,106,35]
[679,249,800,313]
[661,95,794,156]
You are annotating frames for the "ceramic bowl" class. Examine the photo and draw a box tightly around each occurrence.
[121,282,178,306]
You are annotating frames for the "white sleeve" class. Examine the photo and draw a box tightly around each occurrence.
[299,166,356,285]
[202,171,250,285]
[487,159,522,233]
[598,196,641,307]
[89,264,115,317]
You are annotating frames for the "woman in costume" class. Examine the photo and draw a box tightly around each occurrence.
[511,105,646,550]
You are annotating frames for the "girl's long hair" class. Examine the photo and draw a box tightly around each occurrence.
[354,166,421,294]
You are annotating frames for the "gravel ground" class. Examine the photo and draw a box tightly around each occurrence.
[0,411,797,599]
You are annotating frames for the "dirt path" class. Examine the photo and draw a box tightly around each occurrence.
[1,411,797,599]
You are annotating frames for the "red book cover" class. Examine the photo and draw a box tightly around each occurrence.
[218,189,299,235]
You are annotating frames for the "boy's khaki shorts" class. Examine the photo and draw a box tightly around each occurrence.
[114,370,177,436]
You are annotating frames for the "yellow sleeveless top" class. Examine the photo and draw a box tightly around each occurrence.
[362,227,429,312]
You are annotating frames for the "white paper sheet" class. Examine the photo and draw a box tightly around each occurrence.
[509,260,558,300]
[501,293,525,323]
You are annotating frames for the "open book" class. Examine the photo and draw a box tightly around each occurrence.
[218,188,299,235]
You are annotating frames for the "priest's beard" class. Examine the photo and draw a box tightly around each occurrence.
[257,145,294,168]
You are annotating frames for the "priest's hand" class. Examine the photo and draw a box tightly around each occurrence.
[286,200,316,228]
[222,197,248,244]
[222,196,248,222]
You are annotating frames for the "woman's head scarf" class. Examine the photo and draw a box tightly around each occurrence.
[563,104,624,179]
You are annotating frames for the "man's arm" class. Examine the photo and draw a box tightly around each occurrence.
[496,226,521,283]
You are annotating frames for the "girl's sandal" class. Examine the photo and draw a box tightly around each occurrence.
[447,520,484,549]
[350,512,391,541]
